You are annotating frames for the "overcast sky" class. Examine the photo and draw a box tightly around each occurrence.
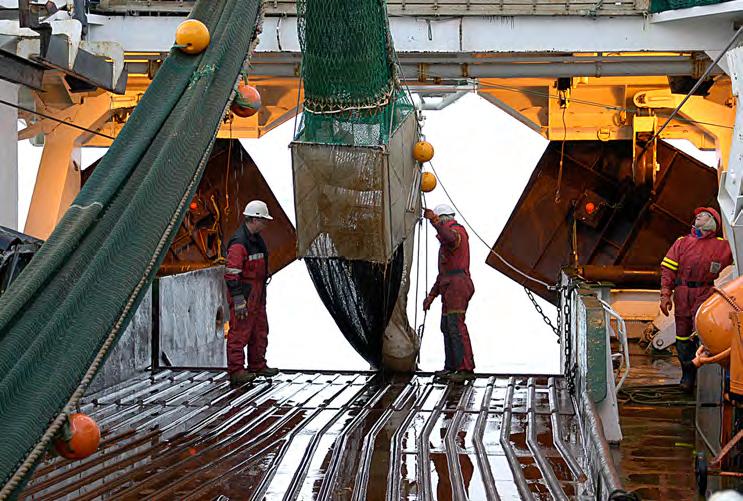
[16,93,716,373]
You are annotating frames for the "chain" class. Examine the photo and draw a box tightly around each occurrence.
[523,282,578,394]
[523,287,559,337]
[562,283,577,395]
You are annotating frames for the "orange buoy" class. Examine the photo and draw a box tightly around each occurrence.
[421,171,437,193]
[696,275,743,358]
[585,202,596,215]
[413,141,434,163]
[175,19,210,54]
[53,413,100,460]
[231,82,262,118]
[189,201,199,211]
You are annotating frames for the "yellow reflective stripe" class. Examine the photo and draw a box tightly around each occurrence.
[663,257,679,266]
[676,335,692,341]
[661,260,678,271]
[717,237,724,241]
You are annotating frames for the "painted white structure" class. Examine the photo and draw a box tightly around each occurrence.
[0,80,18,230]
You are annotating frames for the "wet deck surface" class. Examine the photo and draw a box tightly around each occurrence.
[615,342,698,500]
[23,372,593,500]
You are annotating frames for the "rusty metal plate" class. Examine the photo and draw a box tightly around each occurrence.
[162,139,296,276]
[83,139,297,276]
[487,140,719,302]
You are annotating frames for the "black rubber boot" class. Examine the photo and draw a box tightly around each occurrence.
[230,370,257,388]
[255,366,279,377]
[676,338,698,394]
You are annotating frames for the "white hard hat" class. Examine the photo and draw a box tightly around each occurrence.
[243,200,273,220]
[433,204,455,217]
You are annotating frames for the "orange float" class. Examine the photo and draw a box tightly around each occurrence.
[413,141,434,163]
[53,413,101,460]
[231,82,262,118]
[421,172,437,193]
[175,19,210,55]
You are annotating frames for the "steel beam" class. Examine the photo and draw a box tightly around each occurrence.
[24,93,113,239]
[125,53,718,79]
[93,0,646,16]
[88,14,734,54]
[0,48,44,90]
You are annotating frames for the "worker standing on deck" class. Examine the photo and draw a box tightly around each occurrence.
[224,200,278,388]
[660,207,733,393]
[422,204,476,382]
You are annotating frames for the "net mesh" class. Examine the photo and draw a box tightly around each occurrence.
[292,112,419,263]
[292,0,419,369]
[297,0,397,113]
[0,0,262,495]
[297,91,414,146]
[650,0,728,12]
[305,248,404,368]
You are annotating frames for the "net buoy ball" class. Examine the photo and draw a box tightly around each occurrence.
[175,19,210,54]
[421,172,437,193]
[413,141,434,163]
[231,82,262,118]
[54,413,101,460]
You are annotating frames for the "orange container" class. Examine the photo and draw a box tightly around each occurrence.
[695,275,743,358]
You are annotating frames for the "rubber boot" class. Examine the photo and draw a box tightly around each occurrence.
[229,369,256,389]
[254,366,279,377]
[676,338,698,394]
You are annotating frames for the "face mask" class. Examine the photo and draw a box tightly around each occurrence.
[694,212,717,233]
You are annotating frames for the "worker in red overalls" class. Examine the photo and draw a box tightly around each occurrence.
[423,204,476,382]
[224,200,278,388]
[660,207,733,392]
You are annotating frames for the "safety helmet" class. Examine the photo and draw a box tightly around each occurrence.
[433,204,455,217]
[243,200,273,220]
[694,207,721,229]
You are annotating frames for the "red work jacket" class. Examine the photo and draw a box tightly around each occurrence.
[430,218,471,297]
[224,224,269,309]
[661,229,733,317]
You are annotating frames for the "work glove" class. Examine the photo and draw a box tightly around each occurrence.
[233,295,249,320]
[659,295,672,317]
[423,295,434,311]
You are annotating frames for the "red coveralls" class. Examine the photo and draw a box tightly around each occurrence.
[661,210,733,388]
[661,231,733,339]
[224,224,269,374]
[428,218,476,372]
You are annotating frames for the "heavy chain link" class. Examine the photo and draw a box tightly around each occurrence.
[523,282,577,394]
[523,287,559,338]
[562,283,577,395]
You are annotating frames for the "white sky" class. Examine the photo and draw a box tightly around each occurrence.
[15,92,717,373]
